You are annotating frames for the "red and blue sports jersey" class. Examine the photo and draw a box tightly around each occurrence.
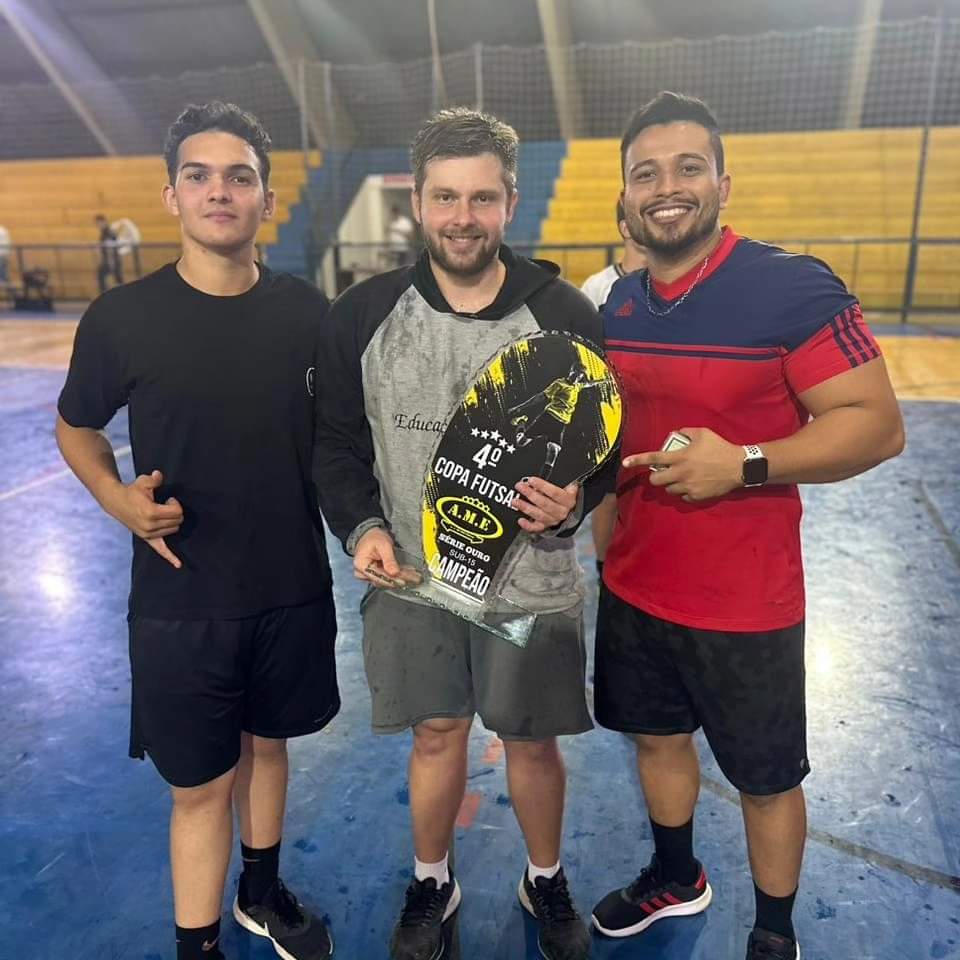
[602,228,881,631]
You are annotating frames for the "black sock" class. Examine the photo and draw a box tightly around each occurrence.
[176,919,222,960]
[241,839,281,903]
[754,883,797,942]
[650,817,698,885]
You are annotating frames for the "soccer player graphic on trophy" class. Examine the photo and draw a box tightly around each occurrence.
[509,364,611,481]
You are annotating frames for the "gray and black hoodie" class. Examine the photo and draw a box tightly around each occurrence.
[313,244,616,615]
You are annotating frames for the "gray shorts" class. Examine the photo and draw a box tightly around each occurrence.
[360,590,593,741]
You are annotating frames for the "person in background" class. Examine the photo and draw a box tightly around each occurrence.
[0,224,10,285]
[386,203,417,267]
[580,199,647,308]
[95,213,124,293]
[580,199,647,579]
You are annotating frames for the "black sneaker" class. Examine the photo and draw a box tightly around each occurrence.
[518,868,592,960]
[591,855,712,937]
[233,876,333,959]
[746,928,801,960]
[389,872,461,960]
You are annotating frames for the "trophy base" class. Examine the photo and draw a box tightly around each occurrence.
[393,549,536,648]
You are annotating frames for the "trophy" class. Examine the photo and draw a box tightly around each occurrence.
[394,331,622,647]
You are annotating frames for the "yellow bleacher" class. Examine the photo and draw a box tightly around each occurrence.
[0,150,318,300]
[542,127,959,311]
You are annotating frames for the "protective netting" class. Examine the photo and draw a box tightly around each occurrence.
[1,17,957,310]
[0,17,957,159]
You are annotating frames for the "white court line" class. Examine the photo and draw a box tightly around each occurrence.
[34,851,66,879]
[0,445,131,502]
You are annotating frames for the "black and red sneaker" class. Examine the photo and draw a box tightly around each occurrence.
[746,927,800,960]
[591,855,712,938]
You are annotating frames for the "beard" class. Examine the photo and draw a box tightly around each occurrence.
[422,227,501,278]
[624,192,721,259]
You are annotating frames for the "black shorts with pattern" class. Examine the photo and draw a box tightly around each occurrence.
[594,584,809,796]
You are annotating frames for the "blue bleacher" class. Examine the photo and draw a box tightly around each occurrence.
[266,140,567,277]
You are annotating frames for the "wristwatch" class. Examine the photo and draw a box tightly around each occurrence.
[741,444,768,487]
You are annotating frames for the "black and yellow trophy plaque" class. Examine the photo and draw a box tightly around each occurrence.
[398,331,621,646]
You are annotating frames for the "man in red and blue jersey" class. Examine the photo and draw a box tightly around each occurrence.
[589,92,905,960]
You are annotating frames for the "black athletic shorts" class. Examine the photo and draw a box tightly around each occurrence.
[594,585,809,796]
[128,588,340,788]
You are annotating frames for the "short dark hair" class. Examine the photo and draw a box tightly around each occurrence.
[620,91,724,180]
[163,101,272,187]
[615,198,625,224]
[411,108,519,195]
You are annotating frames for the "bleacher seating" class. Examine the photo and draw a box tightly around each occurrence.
[0,151,317,300]
[541,127,960,311]
[3,129,956,311]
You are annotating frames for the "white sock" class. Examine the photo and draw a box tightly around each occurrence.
[527,859,561,883]
[414,853,450,886]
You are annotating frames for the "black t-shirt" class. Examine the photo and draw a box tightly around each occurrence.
[58,262,332,620]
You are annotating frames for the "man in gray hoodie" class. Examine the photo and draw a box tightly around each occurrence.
[314,108,614,960]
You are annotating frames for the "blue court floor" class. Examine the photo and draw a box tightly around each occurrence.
[1,320,958,960]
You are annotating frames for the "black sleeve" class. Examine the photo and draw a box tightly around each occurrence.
[57,291,130,429]
[528,278,619,533]
[312,274,406,551]
[571,445,618,530]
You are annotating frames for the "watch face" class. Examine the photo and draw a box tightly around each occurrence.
[743,457,768,486]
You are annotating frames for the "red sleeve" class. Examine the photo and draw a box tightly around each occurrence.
[783,303,881,396]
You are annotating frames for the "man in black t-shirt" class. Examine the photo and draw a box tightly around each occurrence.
[57,102,337,960]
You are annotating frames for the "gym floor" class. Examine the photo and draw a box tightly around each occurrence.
[1,312,958,960]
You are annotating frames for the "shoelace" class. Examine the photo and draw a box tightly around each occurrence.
[270,879,307,929]
[530,872,577,924]
[399,878,450,927]
[625,864,668,902]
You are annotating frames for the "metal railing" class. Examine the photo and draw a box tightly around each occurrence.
[3,237,956,317]
[1,243,181,303]
[0,243,279,304]
[330,238,960,318]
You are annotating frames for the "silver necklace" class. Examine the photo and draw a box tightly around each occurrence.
[644,240,718,317]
